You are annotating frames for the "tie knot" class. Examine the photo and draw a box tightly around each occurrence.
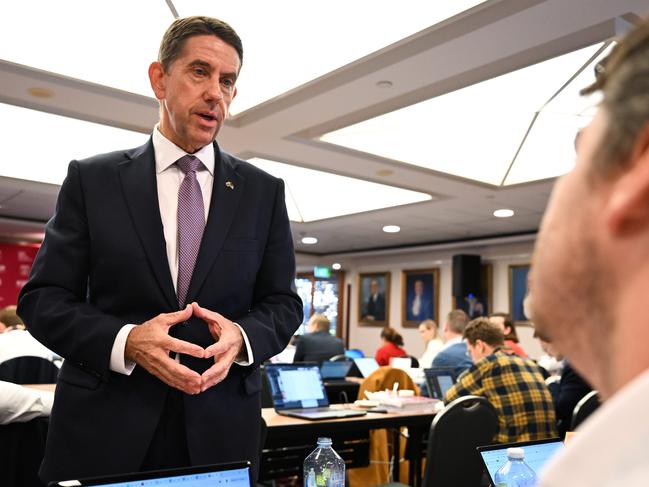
[176,155,202,174]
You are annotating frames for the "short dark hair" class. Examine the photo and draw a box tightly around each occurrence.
[158,16,243,72]
[464,317,505,348]
[490,312,519,342]
[581,17,649,173]
[447,309,469,334]
[381,326,404,347]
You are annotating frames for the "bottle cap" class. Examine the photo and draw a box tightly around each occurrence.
[506,447,524,459]
[317,437,332,446]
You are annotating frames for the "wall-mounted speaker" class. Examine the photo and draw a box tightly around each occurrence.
[452,254,481,297]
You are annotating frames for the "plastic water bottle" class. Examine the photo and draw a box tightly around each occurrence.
[494,447,538,487]
[303,437,345,487]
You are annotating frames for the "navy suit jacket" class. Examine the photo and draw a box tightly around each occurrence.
[17,140,302,482]
[431,342,474,377]
[293,331,345,363]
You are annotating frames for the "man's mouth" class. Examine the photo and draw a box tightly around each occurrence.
[196,111,218,122]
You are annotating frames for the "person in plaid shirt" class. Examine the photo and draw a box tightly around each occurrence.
[445,317,557,443]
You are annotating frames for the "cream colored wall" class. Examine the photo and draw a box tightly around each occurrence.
[297,238,544,361]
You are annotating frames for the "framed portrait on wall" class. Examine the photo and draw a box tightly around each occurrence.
[509,264,530,322]
[358,272,390,326]
[401,268,440,328]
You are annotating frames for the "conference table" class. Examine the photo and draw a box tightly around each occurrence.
[262,406,437,487]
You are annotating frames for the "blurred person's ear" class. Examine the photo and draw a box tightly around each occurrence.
[605,124,649,236]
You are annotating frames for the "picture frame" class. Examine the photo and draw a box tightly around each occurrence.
[358,272,390,326]
[401,268,440,327]
[509,264,530,323]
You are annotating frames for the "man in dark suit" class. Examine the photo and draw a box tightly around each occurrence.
[293,314,344,363]
[406,279,433,322]
[362,279,385,321]
[17,16,302,483]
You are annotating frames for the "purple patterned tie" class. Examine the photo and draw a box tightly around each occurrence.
[176,155,205,308]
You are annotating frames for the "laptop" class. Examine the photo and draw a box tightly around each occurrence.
[50,462,253,486]
[320,360,354,381]
[477,438,564,484]
[424,367,458,400]
[264,363,367,420]
[353,357,380,378]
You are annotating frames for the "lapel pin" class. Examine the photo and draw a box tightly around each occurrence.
[225,181,235,190]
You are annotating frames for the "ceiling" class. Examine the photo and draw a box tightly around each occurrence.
[0,0,647,256]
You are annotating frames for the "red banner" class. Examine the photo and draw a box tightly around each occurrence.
[0,242,40,306]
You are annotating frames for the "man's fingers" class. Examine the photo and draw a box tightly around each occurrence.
[163,304,194,328]
[142,350,202,394]
[200,359,233,392]
[191,302,222,322]
[167,336,205,358]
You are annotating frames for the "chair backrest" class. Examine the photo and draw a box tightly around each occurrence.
[570,390,600,431]
[357,366,419,399]
[345,348,365,359]
[260,368,274,408]
[329,354,348,362]
[423,395,499,487]
[0,356,60,384]
[409,356,420,368]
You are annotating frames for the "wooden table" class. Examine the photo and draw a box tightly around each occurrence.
[262,406,437,486]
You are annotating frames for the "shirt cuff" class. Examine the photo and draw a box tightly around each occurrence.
[233,323,254,366]
[110,324,137,375]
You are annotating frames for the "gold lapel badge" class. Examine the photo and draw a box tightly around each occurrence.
[225,181,235,190]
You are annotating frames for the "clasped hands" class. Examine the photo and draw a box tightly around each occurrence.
[124,303,243,395]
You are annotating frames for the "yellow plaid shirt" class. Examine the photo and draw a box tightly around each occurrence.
[445,350,557,443]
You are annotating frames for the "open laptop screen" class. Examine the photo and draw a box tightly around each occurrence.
[51,462,252,486]
[477,438,564,483]
[320,360,353,380]
[424,367,457,400]
[353,357,380,378]
[264,363,329,410]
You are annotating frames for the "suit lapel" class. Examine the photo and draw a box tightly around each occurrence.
[118,139,178,310]
[186,142,244,303]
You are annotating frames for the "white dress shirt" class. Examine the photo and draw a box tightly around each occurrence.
[109,126,253,374]
[0,329,56,364]
[540,368,649,486]
[0,380,54,424]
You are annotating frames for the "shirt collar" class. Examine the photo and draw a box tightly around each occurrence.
[152,124,215,175]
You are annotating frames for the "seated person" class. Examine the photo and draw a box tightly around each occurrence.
[0,380,53,424]
[375,326,407,366]
[537,336,592,438]
[293,314,344,363]
[418,319,444,369]
[0,312,55,364]
[431,309,473,376]
[489,312,528,358]
[446,318,557,443]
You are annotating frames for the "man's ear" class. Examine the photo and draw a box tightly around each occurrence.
[148,61,166,100]
[605,123,649,236]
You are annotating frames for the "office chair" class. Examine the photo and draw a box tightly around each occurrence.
[329,354,348,362]
[409,356,420,368]
[260,368,274,408]
[0,356,60,384]
[380,395,498,487]
[570,390,600,431]
[345,348,365,359]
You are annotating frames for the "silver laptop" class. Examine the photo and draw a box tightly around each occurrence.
[264,363,366,420]
[477,438,564,484]
[50,462,252,486]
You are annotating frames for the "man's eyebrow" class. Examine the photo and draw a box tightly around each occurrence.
[188,59,212,70]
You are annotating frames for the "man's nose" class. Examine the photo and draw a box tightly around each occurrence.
[204,80,224,102]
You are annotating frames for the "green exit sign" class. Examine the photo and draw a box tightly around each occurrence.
[314,266,332,278]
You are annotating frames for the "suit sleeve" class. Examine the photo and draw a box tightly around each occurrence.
[235,179,303,364]
[17,161,125,380]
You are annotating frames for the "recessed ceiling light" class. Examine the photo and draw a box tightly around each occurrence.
[301,236,318,245]
[382,225,401,233]
[493,209,515,218]
[332,263,342,270]
[27,87,55,98]
[376,80,393,88]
